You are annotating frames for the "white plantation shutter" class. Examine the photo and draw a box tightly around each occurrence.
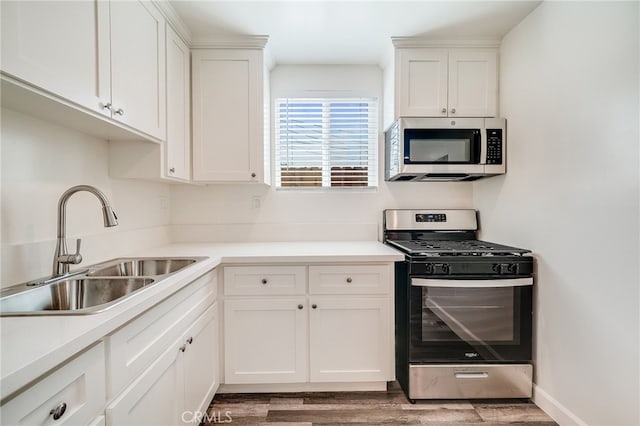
[275,98,378,188]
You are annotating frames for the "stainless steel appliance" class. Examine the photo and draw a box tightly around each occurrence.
[384,209,533,401]
[385,117,506,182]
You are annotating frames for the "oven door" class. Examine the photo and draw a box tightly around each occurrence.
[409,277,532,363]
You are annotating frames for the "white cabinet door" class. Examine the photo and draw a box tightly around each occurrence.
[224,298,307,384]
[192,49,264,182]
[448,50,497,117]
[109,0,166,140]
[396,48,448,117]
[182,304,219,420]
[106,340,182,426]
[165,24,191,181]
[0,0,110,115]
[309,297,391,383]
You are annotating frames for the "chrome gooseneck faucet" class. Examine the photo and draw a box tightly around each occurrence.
[52,185,118,276]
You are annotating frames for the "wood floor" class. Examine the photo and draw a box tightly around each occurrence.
[203,382,557,425]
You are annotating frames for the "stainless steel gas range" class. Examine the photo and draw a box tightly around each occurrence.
[384,209,534,401]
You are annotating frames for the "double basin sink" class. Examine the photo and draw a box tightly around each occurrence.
[0,257,206,316]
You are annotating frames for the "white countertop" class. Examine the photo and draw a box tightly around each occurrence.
[0,241,403,400]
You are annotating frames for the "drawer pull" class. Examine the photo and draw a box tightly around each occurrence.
[261,278,268,285]
[297,304,303,310]
[50,402,67,420]
[346,277,353,283]
[312,304,317,309]
[179,344,186,353]
[187,337,193,344]
[455,371,489,379]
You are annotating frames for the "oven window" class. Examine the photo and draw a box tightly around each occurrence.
[422,287,515,343]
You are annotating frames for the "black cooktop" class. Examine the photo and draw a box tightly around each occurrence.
[386,239,531,256]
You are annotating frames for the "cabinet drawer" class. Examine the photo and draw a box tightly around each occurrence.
[224,266,306,295]
[106,270,217,398]
[309,265,391,295]
[1,342,105,426]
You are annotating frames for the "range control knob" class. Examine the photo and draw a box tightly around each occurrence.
[507,263,518,274]
[441,263,450,274]
[425,264,434,274]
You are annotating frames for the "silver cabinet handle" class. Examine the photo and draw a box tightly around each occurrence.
[114,108,124,116]
[346,277,352,283]
[169,167,175,173]
[50,402,67,420]
[450,108,456,114]
[441,108,447,113]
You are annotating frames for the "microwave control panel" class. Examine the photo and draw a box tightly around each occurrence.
[486,129,503,164]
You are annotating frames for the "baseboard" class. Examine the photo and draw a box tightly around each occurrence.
[533,384,587,426]
[218,381,388,394]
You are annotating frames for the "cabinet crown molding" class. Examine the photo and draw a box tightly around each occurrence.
[391,37,501,49]
[191,35,269,49]
[152,0,192,43]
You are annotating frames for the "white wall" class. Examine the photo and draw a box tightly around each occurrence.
[473,3,639,425]
[170,65,473,242]
[1,108,171,287]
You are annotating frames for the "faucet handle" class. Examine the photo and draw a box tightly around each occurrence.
[71,239,83,264]
[59,239,83,265]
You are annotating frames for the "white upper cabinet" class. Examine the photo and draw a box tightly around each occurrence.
[165,24,191,181]
[109,0,166,140]
[447,50,498,117]
[395,47,498,118]
[396,49,448,117]
[0,0,111,116]
[1,0,166,141]
[192,47,267,183]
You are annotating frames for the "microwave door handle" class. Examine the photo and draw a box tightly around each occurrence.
[411,277,533,288]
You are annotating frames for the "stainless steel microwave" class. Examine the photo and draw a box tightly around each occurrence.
[385,117,506,182]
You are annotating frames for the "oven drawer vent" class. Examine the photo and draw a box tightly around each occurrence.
[408,364,532,399]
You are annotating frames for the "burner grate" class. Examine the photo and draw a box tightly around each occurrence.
[387,239,530,256]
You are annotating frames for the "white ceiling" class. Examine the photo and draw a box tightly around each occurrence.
[170,1,542,65]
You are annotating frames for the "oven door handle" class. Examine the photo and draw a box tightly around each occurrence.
[411,277,533,288]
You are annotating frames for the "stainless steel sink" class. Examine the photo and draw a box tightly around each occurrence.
[0,277,154,315]
[87,258,197,277]
[0,256,206,316]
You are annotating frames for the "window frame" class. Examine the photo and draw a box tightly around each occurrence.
[274,97,379,190]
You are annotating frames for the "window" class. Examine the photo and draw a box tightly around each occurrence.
[275,98,378,188]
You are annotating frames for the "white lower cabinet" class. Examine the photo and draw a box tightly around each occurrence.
[183,304,219,420]
[105,337,182,426]
[309,297,391,382]
[0,342,106,425]
[106,304,218,426]
[104,270,219,425]
[224,298,307,384]
[222,264,393,386]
